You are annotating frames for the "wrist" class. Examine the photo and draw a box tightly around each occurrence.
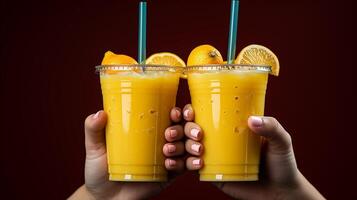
[293,171,325,200]
[68,185,96,200]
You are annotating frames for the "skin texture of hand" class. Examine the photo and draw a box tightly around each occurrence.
[182,104,325,200]
[69,107,186,200]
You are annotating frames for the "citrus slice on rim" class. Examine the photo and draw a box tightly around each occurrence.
[146,52,186,78]
[146,52,186,67]
[234,44,280,76]
[101,51,138,74]
[101,51,138,65]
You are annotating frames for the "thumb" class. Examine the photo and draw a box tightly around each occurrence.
[248,116,292,155]
[84,110,107,160]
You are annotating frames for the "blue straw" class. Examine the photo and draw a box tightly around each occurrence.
[227,0,240,64]
[138,0,147,64]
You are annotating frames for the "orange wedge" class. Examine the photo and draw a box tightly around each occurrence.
[235,44,280,76]
[146,52,186,78]
[187,44,223,66]
[100,51,138,74]
[146,52,186,67]
[101,51,138,65]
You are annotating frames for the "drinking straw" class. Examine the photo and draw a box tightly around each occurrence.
[138,0,147,64]
[227,0,240,64]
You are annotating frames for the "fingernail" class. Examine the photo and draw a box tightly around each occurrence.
[191,144,201,153]
[169,130,177,138]
[168,159,176,166]
[193,159,201,165]
[184,109,190,118]
[191,128,200,138]
[175,109,181,119]
[93,111,101,119]
[250,116,263,127]
[167,145,176,153]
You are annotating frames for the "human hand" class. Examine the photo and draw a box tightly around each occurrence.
[183,104,325,200]
[69,107,186,200]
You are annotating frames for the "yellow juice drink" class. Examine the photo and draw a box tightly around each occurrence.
[187,65,270,181]
[97,65,181,181]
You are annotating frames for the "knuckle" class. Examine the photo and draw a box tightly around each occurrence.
[266,117,281,134]
[271,117,280,131]
[271,117,292,147]
[284,132,293,147]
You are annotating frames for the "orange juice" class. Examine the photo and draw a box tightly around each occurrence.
[187,65,270,181]
[98,65,181,181]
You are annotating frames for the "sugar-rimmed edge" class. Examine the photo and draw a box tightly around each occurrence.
[95,64,184,74]
[185,64,271,74]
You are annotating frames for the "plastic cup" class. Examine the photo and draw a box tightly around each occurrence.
[186,64,270,181]
[96,65,182,182]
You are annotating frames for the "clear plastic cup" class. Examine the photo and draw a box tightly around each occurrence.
[186,64,271,181]
[96,65,182,181]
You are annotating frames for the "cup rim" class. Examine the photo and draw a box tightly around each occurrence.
[95,64,184,73]
[185,64,271,73]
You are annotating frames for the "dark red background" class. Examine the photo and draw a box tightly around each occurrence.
[0,0,353,199]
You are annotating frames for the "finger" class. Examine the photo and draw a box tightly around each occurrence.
[183,104,194,121]
[184,122,203,141]
[170,107,182,123]
[185,139,203,156]
[163,142,185,157]
[84,110,107,160]
[165,125,184,142]
[165,158,185,172]
[248,116,292,155]
[186,157,203,170]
